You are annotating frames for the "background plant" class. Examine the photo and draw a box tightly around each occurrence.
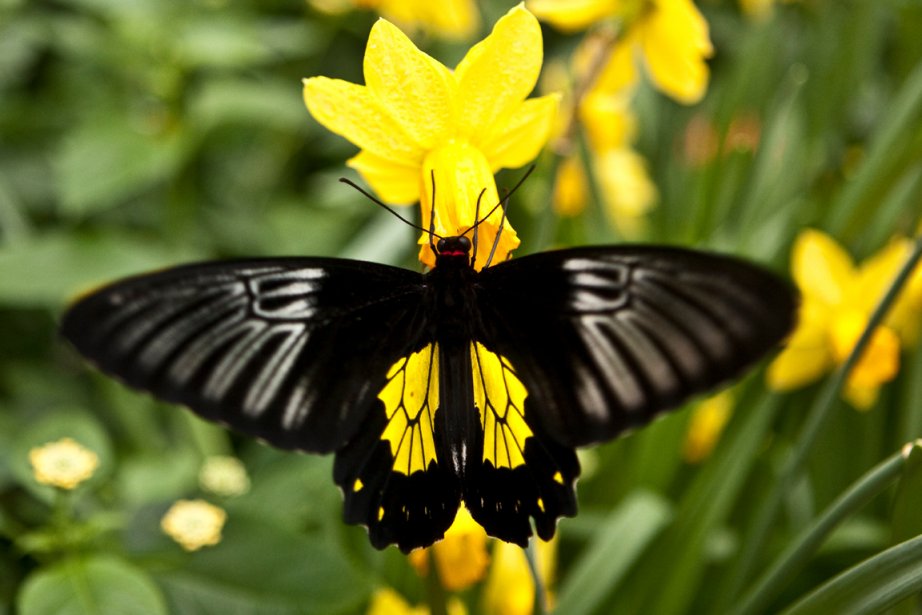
[1,0,921,613]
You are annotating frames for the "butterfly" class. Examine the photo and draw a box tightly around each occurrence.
[60,216,796,553]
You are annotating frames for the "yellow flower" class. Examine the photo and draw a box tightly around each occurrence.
[482,538,557,615]
[547,38,656,235]
[199,456,250,498]
[366,587,467,615]
[683,390,734,463]
[161,499,227,551]
[304,5,559,269]
[29,438,99,490]
[767,230,922,409]
[529,0,714,104]
[408,505,490,591]
[308,0,479,39]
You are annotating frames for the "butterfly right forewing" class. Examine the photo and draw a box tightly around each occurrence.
[476,246,797,447]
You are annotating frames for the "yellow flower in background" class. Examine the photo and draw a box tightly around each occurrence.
[767,230,922,409]
[409,505,490,591]
[29,438,99,490]
[309,0,479,39]
[366,587,468,615]
[545,37,657,235]
[482,538,557,615]
[161,499,227,551]
[199,455,250,498]
[683,390,734,463]
[304,5,559,269]
[529,0,714,104]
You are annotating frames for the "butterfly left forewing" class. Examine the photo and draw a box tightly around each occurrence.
[60,258,429,454]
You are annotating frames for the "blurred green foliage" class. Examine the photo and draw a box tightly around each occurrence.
[1,0,922,613]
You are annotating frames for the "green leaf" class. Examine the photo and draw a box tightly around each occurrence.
[554,491,673,615]
[54,116,186,217]
[155,515,371,615]
[0,231,193,307]
[890,441,922,545]
[782,534,922,615]
[18,555,167,615]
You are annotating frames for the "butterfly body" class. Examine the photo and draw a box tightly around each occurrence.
[61,239,796,552]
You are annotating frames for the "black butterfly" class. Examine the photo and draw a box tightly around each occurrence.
[61,232,796,552]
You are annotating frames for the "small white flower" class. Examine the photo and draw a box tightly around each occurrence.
[161,499,227,551]
[29,437,99,490]
[198,456,250,497]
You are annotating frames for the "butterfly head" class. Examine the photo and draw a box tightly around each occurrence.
[435,236,472,261]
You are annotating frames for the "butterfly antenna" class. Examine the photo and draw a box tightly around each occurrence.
[428,170,438,254]
[483,191,510,268]
[339,177,439,238]
[470,188,486,268]
[462,165,536,237]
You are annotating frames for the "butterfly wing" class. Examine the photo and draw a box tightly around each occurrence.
[475,246,797,447]
[60,258,430,454]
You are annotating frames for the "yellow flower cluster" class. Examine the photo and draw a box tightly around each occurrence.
[767,230,922,409]
[531,0,713,236]
[29,437,99,490]
[392,504,556,615]
[161,499,228,551]
[304,5,558,269]
[529,0,714,105]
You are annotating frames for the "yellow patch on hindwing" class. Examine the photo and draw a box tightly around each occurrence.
[378,344,439,475]
[471,342,533,469]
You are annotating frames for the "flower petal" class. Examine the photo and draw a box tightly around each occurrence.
[479,94,560,170]
[363,19,457,151]
[455,5,544,145]
[303,77,422,164]
[766,312,833,391]
[638,0,713,104]
[347,150,421,205]
[527,0,617,32]
[594,147,657,238]
[791,229,855,308]
[580,88,636,152]
[418,140,519,269]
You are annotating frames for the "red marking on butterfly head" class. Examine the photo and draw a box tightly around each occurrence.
[435,236,472,262]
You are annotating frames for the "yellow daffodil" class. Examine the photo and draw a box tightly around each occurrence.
[482,538,557,615]
[528,0,714,104]
[409,504,490,591]
[767,230,922,409]
[309,0,479,39]
[683,390,734,463]
[29,438,99,490]
[546,38,656,235]
[199,456,250,498]
[366,587,467,615]
[304,5,559,268]
[161,499,227,551]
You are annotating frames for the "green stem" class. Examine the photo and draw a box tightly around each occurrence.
[525,540,548,615]
[733,451,906,615]
[425,548,449,615]
[722,235,922,604]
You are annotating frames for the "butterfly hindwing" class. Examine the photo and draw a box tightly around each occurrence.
[333,342,462,552]
[476,246,797,447]
[60,258,429,454]
[463,342,579,546]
